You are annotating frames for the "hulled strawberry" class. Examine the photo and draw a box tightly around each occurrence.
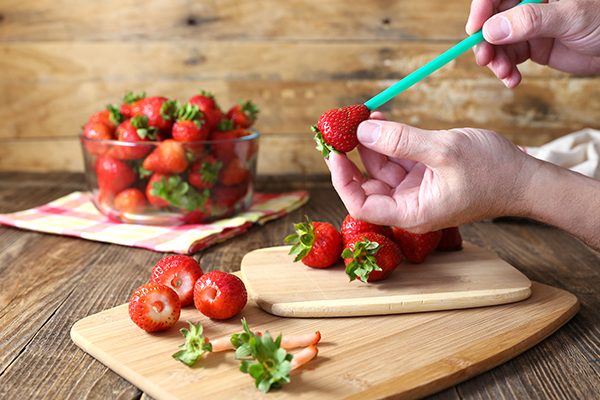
[343,232,403,283]
[284,218,342,269]
[341,214,393,244]
[312,104,370,157]
[95,155,136,195]
[128,282,181,332]
[437,227,463,251]
[188,90,223,131]
[131,96,177,132]
[114,188,147,213]
[219,158,250,186]
[143,139,188,174]
[226,100,259,129]
[114,115,157,160]
[193,271,247,320]
[120,91,146,118]
[151,255,203,306]
[391,227,442,264]
[189,155,222,190]
[172,103,210,142]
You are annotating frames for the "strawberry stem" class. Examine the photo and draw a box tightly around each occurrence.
[172,321,213,366]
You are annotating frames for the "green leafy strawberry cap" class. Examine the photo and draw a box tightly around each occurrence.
[239,100,260,120]
[231,318,293,393]
[176,103,205,127]
[150,176,210,212]
[122,91,146,104]
[106,104,125,126]
[160,99,178,121]
[138,165,153,179]
[283,216,316,262]
[197,159,222,185]
[342,237,382,283]
[218,119,235,132]
[312,125,338,159]
[172,321,213,367]
[131,115,158,140]
[198,89,215,99]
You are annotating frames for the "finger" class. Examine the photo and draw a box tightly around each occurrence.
[361,179,392,196]
[475,42,495,66]
[466,0,499,34]
[327,152,368,213]
[483,2,566,45]
[369,112,386,120]
[358,145,407,187]
[502,67,522,88]
[487,46,515,80]
[357,120,444,165]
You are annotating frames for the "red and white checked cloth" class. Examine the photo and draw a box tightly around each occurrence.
[0,191,308,254]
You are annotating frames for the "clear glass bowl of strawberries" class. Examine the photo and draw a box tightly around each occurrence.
[80,91,260,225]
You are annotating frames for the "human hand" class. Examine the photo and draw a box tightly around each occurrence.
[466,0,600,87]
[326,113,541,232]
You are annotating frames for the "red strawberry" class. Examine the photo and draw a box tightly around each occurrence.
[312,104,370,157]
[193,271,247,320]
[131,96,177,132]
[128,282,181,332]
[391,227,442,264]
[151,255,203,306]
[172,103,210,142]
[143,139,188,174]
[343,232,403,282]
[95,155,136,195]
[219,158,250,186]
[82,122,114,156]
[284,218,342,269]
[120,91,146,118]
[437,227,463,251]
[226,100,259,129]
[87,105,123,131]
[146,173,171,208]
[114,188,147,213]
[189,155,222,190]
[188,90,223,131]
[210,126,252,162]
[341,215,393,244]
[113,116,157,160]
[181,200,213,224]
[212,185,248,210]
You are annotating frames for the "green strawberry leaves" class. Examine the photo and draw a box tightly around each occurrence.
[106,104,125,126]
[160,99,178,121]
[283,217,315,262]
[218,119,235,132]
[123,91,146,104]
[197,160,222,185]
[342,238,382,283]
[172,321,213,366]
[312,125,337,159]
[131,115,158,140]
[138,165,153,179]
[176,102,205,126]
[150,176,210,211]
[232,319,293,393]
[239,100,260,120]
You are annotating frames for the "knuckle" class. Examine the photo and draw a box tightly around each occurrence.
[380,124,411,158]
[517,4,543,32]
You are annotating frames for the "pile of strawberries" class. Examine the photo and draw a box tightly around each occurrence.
[82,91,259,223]
[128,255,248,332]
[285,215,463,282]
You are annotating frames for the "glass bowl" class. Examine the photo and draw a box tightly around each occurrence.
[80,132,259,225]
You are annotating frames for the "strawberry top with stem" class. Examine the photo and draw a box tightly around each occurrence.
[150,175,210,211]
[284,217,342,268]
[172,320,213,366]
[342,237,382,283]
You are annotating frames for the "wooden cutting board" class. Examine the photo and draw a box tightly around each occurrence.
[241,243,532,317]
[70,282,578,400]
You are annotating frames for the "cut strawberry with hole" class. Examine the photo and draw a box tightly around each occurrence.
[128,282,181,332]
[193,271,247,320]
[151,255,203,306]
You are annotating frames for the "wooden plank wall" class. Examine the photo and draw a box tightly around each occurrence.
[1,0,599,175]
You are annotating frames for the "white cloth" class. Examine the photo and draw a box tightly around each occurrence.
[526,128,600,179]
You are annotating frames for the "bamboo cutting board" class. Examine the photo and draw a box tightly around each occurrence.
[241,243,532,317]
[70,282,578,400]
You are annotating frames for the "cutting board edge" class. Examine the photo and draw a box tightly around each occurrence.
[256,286,533,318]
[348,289,580,400]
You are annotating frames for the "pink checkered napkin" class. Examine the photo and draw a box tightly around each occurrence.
[0,191,309,254]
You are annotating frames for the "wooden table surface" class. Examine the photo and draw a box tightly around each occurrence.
[0,172,598,400]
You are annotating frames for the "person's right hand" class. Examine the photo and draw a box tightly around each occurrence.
[466,0,600,88]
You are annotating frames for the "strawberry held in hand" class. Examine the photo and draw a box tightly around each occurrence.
[341,214,393,244]
[391,227,442,264]
[128,282,181,332]
[343,232,403,283]
[284,218,343,268]
[194,271,247,320]
[312,104,370,157]
[172,103,209,142]
[151,255,203,306]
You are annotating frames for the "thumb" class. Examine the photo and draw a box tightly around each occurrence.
[482,2,565,44]
[357,120,443,164]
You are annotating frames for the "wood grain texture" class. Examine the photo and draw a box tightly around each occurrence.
[241,243,532,317]
[70,283,577,400]
[0,173,599,400]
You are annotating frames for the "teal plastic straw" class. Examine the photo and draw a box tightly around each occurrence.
[364,0,544,110]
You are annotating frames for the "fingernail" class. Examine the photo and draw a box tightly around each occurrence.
[357,121,381,145]
[486,16,511,41]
